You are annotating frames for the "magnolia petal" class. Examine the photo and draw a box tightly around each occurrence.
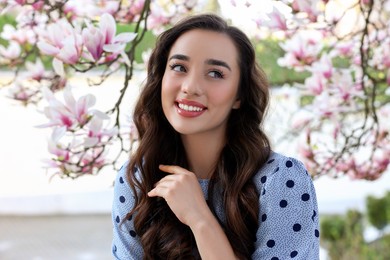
[114,32,137,43]
[105,126,119,137]
[82,27,104,61]
[103,43,125,53]
[78,94,96,111]
[91,109,110,119]
[35,122,58,128]
[41,86,55,102]
[88,116,103,133]
[52,126,67,141]
[81,51,96,62]
[52,58,65,77]
[63,86,76,110]
[120,51,131,66]
[57,44,80,64]
[37,41,60,55]
[100,13,116,44]
[84,137,99,148]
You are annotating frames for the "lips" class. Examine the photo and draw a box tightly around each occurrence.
[175,99,207,117]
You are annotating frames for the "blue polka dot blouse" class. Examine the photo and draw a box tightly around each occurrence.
[112,152,320,259]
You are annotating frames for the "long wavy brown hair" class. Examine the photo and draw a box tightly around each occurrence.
[126,13,271,259]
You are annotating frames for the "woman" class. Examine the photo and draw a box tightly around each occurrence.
[112,14,320,259]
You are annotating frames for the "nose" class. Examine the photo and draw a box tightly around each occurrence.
[181,71,203,96]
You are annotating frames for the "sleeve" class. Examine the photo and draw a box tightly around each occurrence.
[111,162,144,259]
[251,156,320,260]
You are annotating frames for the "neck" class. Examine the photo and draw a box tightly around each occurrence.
[181,132,226,179]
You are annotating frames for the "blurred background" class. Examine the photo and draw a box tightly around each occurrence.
[1,0,390,259]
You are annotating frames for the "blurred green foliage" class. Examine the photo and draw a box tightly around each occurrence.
[321,192,390,260]
[366,192,390,231]
[255,39,310,86]
[0,14,16,46]
[117,23,156,64]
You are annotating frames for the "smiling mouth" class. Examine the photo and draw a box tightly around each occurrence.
[177,102,205,112]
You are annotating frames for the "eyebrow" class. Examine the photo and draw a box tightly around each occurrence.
[168,54,232,71]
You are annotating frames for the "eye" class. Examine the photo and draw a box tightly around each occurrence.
[208,70,224,79]
[169,64,186,72]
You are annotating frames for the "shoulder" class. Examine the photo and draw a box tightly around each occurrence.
[253,152,316,207]
[113,161,135,208]
[114,161,131,192]
[113,161,143,208]
[251,152,320,259]
[253,151,310,187]
[112,162,144,258]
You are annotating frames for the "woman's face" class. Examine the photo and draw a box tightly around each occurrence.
[161,29,241,138]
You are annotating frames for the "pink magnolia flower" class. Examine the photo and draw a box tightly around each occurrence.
[260,6,288,31]
[309,92,340,118]
[39,86,99,129]
[147,5,170,34]
[8,80,37,103]
[129,0,145,17]
[333,41,355,57]
[117,0,145,22]
[82,13,137,62]
[37,18,83,75]
[25,58,47,81]
[47,126,70,162]
[304,74,327,95]
[308,54,334,79]
[291,111,313,129]
[292,0,321,22]
[84,117,118,148]
[63,0,119,20]
[0,41,21,62]
[79,147,107,174]
[329,70,364,102]
[0,24,36,45]
[278,30,323,71]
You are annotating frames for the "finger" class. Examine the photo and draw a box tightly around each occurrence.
[147,186,168,198]
[159,165,190,175]
[154,178,175,188]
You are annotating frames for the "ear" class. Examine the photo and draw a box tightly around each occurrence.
[232,99,241,109]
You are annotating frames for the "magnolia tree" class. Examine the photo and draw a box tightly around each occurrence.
[0,0,389,180]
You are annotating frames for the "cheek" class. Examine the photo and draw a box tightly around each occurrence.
[161,74,175,109]
[210,85,239,107]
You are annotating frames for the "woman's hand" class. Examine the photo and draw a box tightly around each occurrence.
[147,165,210,227]
[148,164,237,260]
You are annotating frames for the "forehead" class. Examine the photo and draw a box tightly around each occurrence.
[168,29,239,65]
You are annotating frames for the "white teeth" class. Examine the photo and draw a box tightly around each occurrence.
[178,103,204,112]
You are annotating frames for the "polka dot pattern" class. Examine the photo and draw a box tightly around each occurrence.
[267,239,275,248]
[293,223,301,232]
[111,152,320,259]
[286,180,294,188]
[286,160,293,168]
[290,250,298,257]
[130,230,137,237]
[252,153,320,259]
[279,199,288,208]
[302,193,310,201]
